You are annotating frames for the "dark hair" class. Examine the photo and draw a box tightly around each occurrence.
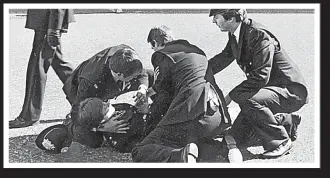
[147,25,174,46]
[71,98,110,128]
[211,9,247,22]
[109,48,143,78]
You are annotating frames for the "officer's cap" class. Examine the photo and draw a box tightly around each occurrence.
[35,124,72,154]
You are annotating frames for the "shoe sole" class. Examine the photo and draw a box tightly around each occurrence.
[228,148,243,163]
[262,140,292,159]
[291,114,301,141]
[280,141,292,157]
[182,143,198,163]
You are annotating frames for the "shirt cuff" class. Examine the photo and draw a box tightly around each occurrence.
[138,84,148,94]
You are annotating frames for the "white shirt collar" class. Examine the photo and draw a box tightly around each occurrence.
[232,22,242,42]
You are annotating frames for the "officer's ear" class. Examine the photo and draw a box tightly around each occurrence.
[151,40,157,48]
[111,70,124,80]
[228,17,236,23]
[117,72,125,79]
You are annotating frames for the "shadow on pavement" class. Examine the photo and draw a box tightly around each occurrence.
[9,135,132,163]
[39,119,66,124]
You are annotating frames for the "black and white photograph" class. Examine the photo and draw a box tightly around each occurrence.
[3,3,320,168]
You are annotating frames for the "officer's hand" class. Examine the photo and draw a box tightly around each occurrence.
[96,117,129,134]
[133,87,147,106]
[134,92,147,106]
[47,29,61,48]
[135,101,150,114]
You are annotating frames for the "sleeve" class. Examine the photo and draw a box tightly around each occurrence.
[151,53,173,93]
[229,30,275,104]
[72,78,96,108]
[135,69,150,88]
[48,9,67,30]
[208,40,236,75]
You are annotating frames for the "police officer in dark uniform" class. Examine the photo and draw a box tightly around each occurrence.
[10,9,75,128]
[208,9,308,158]
[62,44,153,109]
[61,45,153,149]
[131,25,232,163]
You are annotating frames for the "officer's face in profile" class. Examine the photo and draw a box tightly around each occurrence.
[212,14,234,32]
[113,70,141,82]
[150,41,164,52]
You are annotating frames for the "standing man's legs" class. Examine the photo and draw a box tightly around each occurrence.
[10,30,73,128]
[10,31,47,128]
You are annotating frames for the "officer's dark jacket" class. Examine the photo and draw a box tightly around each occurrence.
[208,18,308,104]
[25,9,75,32]
[151,40,230,126]
[62,44,150,107]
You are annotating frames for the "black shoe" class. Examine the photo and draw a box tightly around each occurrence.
[291,113,302,141]
[262,139,292,158]
[181,143,198,163]
[9,116,38,129]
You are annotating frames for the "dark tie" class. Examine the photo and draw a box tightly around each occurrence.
[231,34,239,58]
[116,80,123,90]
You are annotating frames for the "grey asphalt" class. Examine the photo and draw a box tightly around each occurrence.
[5,12,318,167]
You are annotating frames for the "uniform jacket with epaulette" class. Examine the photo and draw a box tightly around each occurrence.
[151,40,231,127]
[208,18,308,104]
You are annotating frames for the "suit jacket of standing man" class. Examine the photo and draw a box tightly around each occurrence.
[25,9,75,32]
[63,44,151,107]
[208,18,308,105]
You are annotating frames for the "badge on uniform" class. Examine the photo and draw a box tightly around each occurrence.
[35,124,72,154]
[154,66,160,80]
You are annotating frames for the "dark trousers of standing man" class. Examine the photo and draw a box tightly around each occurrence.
[18,30,74,123]
[229,84,307,152]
